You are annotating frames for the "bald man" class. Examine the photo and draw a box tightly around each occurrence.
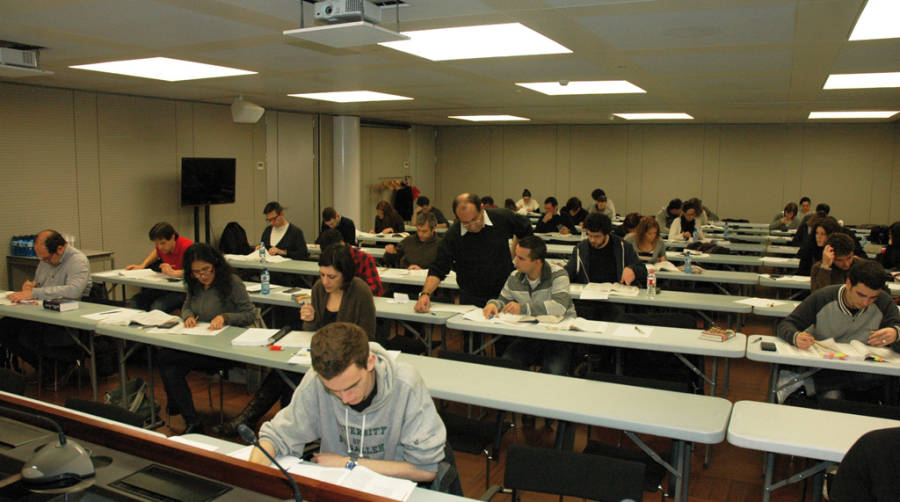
[2,230,91,370]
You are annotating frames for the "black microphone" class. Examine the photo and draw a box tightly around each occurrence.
[237,424,302,502]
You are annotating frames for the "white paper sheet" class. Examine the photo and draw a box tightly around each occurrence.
[612,324,653,338]
[734,297,785,308]
[231,328,280,346]
[429,303,477,314]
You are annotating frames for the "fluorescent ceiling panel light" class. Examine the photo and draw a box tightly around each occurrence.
[379,23,571,61]
[69,57,255,81]
[448,115,530,122]
[823,72,900,89]
[288,91,413,103]
[614,113,693,120]
[516,81,645,95]
[808,111,898,119]
[849,0,900,41]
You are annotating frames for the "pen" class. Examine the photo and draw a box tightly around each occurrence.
[634,326,645,334]
[751,337,761,344]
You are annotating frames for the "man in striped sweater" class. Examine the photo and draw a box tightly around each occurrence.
[483,236,575,375]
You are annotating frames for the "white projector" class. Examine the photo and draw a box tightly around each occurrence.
[314,0,382,24]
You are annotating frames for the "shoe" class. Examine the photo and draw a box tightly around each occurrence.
[183,422,205,435]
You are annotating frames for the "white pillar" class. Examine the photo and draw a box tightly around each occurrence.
[332,115,362,225]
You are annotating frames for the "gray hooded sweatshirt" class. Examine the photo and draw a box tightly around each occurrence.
[259,343,446,473]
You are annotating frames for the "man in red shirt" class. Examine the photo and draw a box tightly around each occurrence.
[126,222,193,311]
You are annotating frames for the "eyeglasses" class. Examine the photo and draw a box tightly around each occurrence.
[265,215,278,223]
[191,266,214,277]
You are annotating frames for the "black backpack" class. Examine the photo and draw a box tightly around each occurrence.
[219,221,253,255]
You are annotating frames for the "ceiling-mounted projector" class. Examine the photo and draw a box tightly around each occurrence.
[231,96,264,124]
[315,0,382,24]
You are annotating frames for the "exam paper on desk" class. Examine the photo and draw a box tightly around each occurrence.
[225,251,290,263]
[146,322,225,336]
[734,297,786,308]
[231,328,280,346]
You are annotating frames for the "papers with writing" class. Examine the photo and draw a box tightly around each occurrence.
[96,309,177,326]
[579,282,640,300]
[231,328,280,346]
[147,322,225,336]
[612,324,652,338]
[225,251,290,263]
[288,347,312,365]
[734,297,785,308]
[117,268,171,280]
[761,256,792,265]
[650,260,679,272]
[82,308,134,320]
[784,338,896,362]
[566,318,607,333]
[428,303,476,314]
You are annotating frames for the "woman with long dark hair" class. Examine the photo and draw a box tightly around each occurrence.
[158,243,256,434]
[797,216,841,275]
[624,216,665,262]
[373,200,405,234]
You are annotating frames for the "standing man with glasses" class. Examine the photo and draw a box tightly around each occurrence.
[414,193,532,312]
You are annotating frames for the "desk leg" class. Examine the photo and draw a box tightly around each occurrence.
[768,364,779,403]
[703,359,715,467]
[117,340,128,408]
[763,452,775,502]
[89,334,97,401]
[147,346,156,427]
[673,439,686,502]
[723,359,731,396]
[682,442,692,502]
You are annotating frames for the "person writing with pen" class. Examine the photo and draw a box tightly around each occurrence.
[213,243,376,438]
[777,260,900,400]
[157,243,257,434]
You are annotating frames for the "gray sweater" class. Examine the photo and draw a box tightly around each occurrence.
[777,284,900,347]
[488,262,574,317]
[260,342,447,472]
[181,274,256,326]
[32,245,91,300]
[623,233,666,262]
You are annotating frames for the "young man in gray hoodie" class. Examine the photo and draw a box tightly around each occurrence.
[252,322,446,482]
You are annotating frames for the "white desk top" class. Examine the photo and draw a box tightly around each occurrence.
[656,268,761,286]
[446,315,747,358]
[727,400,900,462]
[0,297,120,330]
[746,335,900,377]
[569,284,753,314]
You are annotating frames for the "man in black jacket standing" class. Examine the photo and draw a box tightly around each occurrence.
[414,193,532,312]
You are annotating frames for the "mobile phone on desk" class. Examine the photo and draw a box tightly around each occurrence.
[761,341,777,352]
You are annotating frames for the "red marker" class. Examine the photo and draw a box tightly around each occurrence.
[269,345,283,351]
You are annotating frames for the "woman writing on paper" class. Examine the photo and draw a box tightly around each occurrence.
[624,217,666,262]
[371,200,405,235]
[158,243,256,434]
[214,243,376,437]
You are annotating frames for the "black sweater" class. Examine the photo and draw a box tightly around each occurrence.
[260,223,309,260]
[427,208,532,299]
[317,217,356,247]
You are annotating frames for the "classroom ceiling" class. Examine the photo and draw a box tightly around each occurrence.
[1,0,898,125]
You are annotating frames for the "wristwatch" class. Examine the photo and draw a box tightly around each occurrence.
[345,456,358,470]
[418,291,431,299]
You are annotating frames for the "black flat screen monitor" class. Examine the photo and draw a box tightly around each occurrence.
[181,157,236,206]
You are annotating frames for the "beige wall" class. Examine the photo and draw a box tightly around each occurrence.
[0,82,308,289]
[435,123,900,225]
[360,126,411,231]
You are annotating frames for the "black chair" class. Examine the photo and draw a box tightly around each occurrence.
[437,351,524,490]
[65,397,145,428]
[0,368,26,395]
[480,444,645,502]
[430,442,464,496]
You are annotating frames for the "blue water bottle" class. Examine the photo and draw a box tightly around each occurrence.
[261,267,270,295]
[684,250,693,274]
[692,228,699,243]
[259,241,266,263]
[723,222,729,240]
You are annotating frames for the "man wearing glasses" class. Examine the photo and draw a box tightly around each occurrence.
[415,193,532,312]
[258,201,309,261]
[2,230,91,371]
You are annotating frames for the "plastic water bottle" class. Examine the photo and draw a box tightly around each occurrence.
[692,228,699,243]
[861,235,868,249]
[260,268,270,295]
[646,267,657,297]
[723,222,729,240]
[26,236,35,257]
[684,250,693,274]
[259,241,266,263]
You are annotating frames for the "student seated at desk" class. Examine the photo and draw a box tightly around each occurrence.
[534,197,577,234]
[258,201,309,260]
[876,222,900,270]
[215,243,376,437]
[777,260,900,400]
[1,230,91,372]
[797,216,840,275]
[655,198,682,233]
[252,323,446,483]
[770,202,801,231]
[484,236,574,377]
[319,229,383,296]
[516,188,540,213]
[158,243,256,434]
[126,222,192,312]
[317,207,356,247]
[565,213,646,321]
[588,188,616,219]
[667,199,703,241]
[383,212,439,270]
[371,200,405,235]
[413,196,449,229]
[564,196,587,227]
[624,216,665,262]
[811,233,871,292]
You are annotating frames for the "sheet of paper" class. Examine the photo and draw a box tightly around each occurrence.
[82,308,131,320]
[278,331,314,348]
[341,465,416,502]
[231,328,280,346]
[734,297,785,308]
[227,444,255,460]
[429,303,477,314]
[612,324,653,338]
[244,282,262,292]
[0,292,15,306]
[118,268,165,279]
[462,308,491,322]
[762,256,792,264]
[287,347,312,365]
[388,293,410,304]
[179,323,226,336]
[168,435,219,451]
[131,309,180,326]
[567,317,608,333]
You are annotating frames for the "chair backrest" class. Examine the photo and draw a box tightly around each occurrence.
[437,350,528,371]
[66,397,146,428]
[504,445,645,502]
[0,368,26,395]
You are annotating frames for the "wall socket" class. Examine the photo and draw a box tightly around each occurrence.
[256,161,265,171]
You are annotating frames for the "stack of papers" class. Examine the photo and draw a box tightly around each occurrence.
[735,297,785,308]
[116,269,173,281]
[225,250,290,263]
[782,338,896,362]
[761,256,792,265]
[231,328,280,346]
[429,303,477,314]
[92,309,178,326]
[579,282,640,300]
[459,310,609,333]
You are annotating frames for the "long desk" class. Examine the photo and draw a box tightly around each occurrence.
[727,400,900,502]
[92,323,731,502]
[759,273,900,296]
[746,335,900,403]
[666,251,799,270]
[6,249,115,290]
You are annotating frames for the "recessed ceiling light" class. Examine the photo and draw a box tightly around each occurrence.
[516,81,646,95]
[849,0,900,41]
[808,111,898,119]
[823,72,900,89]
[69,57,255,81]
[287,91,413,103]
[379,23,571,61]
[448,115,530,122]
[613,113,693,120]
